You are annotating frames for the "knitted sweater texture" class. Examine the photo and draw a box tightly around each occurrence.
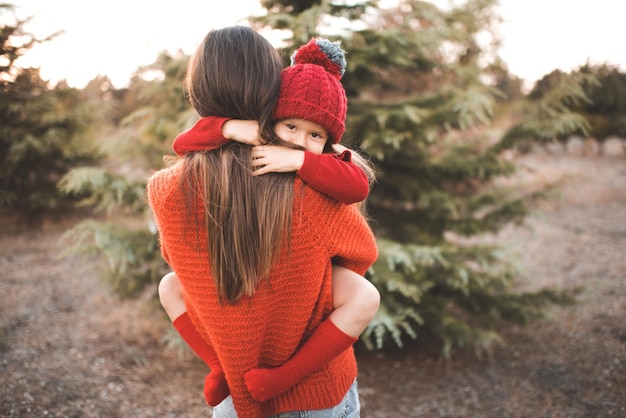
[147,161,378,417]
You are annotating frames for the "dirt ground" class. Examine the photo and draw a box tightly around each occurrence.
[1,153,625,418]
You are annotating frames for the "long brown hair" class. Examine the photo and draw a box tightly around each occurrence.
[181,26,293,304]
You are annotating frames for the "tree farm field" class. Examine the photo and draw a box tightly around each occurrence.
[1,152,624,417]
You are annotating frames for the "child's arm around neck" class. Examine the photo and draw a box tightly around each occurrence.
[298,150,369,205]
[171,116,371,204]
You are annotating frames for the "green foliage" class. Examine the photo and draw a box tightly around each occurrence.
[572,63,626,139]
[363,236,579,358]
[58,164,166,298]
[58,167,148,215]
[507,70,593,148]
[0,6,101,214]
[61,220,164,298]
[114,52,191,167]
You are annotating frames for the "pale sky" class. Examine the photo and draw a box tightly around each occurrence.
[11,0,626,90]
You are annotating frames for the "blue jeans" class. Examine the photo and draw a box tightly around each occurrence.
[212,379,360,418]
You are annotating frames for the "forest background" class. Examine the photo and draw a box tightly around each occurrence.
[1,0,624,416]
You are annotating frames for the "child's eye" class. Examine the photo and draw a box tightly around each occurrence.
[286,123,296,130]
[311,133,325,141]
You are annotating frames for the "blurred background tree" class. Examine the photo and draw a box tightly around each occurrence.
[0,4,102,216]
[525,62,626,143]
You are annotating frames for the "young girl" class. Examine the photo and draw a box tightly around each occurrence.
[159,37,379,406]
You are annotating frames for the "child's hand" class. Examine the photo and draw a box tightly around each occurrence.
[222,120,262,145]
[251,145,305,175]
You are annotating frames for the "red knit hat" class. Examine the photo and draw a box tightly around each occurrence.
[272,38,347,144]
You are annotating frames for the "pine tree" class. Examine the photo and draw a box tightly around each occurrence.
[561,63,626,140]
[256,0,586,356]
[0,4,101,215]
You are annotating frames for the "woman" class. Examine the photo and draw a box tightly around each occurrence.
[147,26,378,417]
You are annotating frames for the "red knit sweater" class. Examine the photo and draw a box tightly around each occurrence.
[147,162,378,417]
[171,116,369,204]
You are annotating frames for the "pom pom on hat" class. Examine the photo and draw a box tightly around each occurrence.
[290,38,346,80]
[273,38,348,144]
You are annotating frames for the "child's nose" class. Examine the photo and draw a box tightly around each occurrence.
[294,133,307,147]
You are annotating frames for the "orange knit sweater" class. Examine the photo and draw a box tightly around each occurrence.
[147,161,378,417]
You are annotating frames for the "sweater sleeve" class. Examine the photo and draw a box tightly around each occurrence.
[303,187,378,275]
[297,150,369,205]
[329,206,378,275]
[172,116,231,156]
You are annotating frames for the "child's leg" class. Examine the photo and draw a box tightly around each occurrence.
[158,272,187,321]
[328,264,381,338]
[244,265,380,402]
[158,272,230,406]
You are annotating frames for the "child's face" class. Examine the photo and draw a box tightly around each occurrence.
[273,118,328,155]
